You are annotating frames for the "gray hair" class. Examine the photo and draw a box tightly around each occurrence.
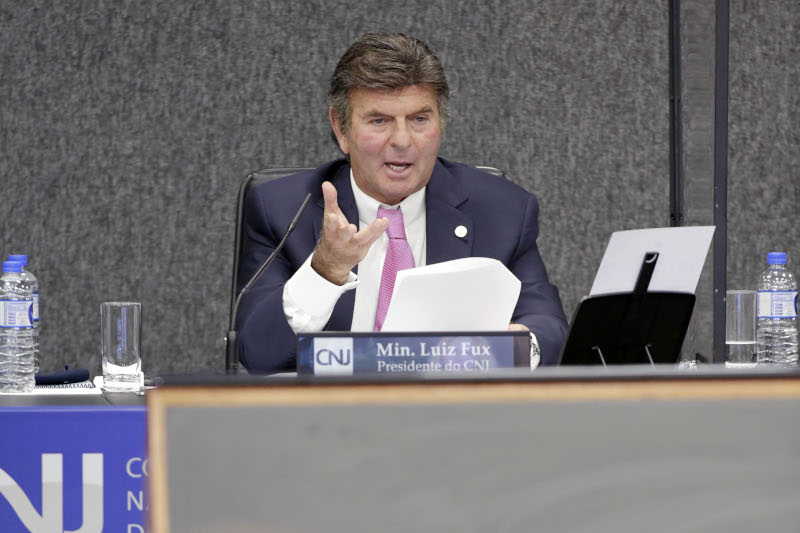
[327,32,451,145]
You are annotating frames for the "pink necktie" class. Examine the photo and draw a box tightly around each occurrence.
[374,206,416,331]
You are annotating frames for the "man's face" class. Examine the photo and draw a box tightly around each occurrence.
[330,84,441,206]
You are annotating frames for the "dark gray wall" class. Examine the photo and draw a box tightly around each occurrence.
[728,1,799,287]
[1,1,794,375]
[680,0,716,361]
[679,0,800,361]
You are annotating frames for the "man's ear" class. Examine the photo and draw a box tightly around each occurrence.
[329,108,349,155]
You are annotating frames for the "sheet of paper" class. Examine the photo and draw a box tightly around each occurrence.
[590,226,715,296]
[32,385,102,395]
[0,384,103,395]
[381,257,521,332]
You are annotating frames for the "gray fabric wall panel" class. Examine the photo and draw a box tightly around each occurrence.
[728,0,799,291]
[6,1,784,376]
[680,0,716,361]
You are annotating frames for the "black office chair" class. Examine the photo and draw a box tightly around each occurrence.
[229,168,312,319]
[227,165,510,371]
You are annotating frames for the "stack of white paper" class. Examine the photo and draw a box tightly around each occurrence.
[381,257,521,332]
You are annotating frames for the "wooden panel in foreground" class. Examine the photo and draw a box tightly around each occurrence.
[148,377,800,533]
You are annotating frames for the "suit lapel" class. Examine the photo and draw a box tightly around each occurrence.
[425,160,473,264]
[312,163,359,331]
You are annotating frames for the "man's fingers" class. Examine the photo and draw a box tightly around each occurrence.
[324,212,340,233]
[324,212,357,240]
[354,217,389,247]
[321,182,342,216]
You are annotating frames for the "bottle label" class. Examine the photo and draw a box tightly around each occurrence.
[757,291,798,319]
[0,300,34,328]
[33,292,39,322]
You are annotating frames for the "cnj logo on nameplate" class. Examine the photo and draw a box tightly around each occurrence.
[313,337,354,376]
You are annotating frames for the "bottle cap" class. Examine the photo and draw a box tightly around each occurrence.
[7,254,28,266]
[2,261,23,273]
[767,252,787,265]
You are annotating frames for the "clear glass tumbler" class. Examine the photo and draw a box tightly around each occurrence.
[726,290,756,368]
[101,302,142,391]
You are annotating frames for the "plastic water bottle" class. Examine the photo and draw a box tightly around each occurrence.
[0,261,35,392]
[756,252,798,366]
[8,254,39,371]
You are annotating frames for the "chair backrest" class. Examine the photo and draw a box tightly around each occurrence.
[230,168,311,318]
[229,165,511,324]
[475,166,507,179]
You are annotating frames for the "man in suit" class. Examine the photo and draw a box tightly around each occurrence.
[237,32,567,373]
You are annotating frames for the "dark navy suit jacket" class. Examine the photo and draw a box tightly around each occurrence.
[236,158,568,372]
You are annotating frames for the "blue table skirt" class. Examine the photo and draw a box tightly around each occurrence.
[0,406,147,532]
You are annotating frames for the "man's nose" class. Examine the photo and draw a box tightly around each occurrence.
[389,120,412,149]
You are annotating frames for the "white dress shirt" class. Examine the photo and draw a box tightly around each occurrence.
[283,170,426,332]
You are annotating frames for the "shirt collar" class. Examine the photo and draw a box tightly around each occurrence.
[350,169,426,226]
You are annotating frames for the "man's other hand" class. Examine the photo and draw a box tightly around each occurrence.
[311,181,389,285]
[508,323,530,332]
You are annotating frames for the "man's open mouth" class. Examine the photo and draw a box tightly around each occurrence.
[386,162,411,171]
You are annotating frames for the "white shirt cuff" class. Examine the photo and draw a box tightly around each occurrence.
[283,254,359,333]
[529,332,541,370]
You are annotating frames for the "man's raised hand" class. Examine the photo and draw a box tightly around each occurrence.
[311,181,389,285]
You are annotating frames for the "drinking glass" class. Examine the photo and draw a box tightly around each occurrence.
[726,290,756,368]
[101,302,142,391]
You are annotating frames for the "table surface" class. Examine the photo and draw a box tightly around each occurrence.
[2,364,799,407]
[0,389,146,406]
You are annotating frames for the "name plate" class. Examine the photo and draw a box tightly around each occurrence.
[296,331,531,375]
